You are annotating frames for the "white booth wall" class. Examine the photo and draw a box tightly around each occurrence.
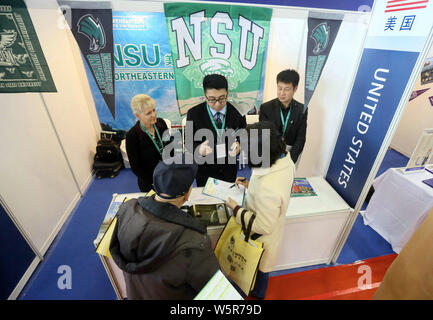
[262,8,369,177]
[390,41,433,158]
[0,0,100,257]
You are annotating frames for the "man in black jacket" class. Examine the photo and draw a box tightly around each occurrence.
[259,69,307,164]
[110,155,219,300]
[185,74,246,187]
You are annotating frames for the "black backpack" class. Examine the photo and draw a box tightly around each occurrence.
[93,131,124,178]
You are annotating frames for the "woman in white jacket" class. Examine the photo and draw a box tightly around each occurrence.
[226,121,295,298]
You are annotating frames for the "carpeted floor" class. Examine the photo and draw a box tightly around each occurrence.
[263,254,398,300]
[18,148,408,300]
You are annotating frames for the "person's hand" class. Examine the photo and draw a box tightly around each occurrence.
[228,141,240,157]
[235,177,249,189]
[225,197,239,210]
[199,140,213,156]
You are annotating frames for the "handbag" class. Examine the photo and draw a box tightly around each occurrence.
[214,211,264,295]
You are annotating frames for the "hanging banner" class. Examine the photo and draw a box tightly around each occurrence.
[326,0,433,208]
[109,11,179,130]
[67,6,116,119]
[0,0,56,93]
[164,2,272,116]
[304,15,342,112]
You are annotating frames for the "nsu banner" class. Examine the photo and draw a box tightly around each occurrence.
[0,0,56,93]
[164,2,272,116]
[63,3,116,120]
[326,0,433,208]
[304,14,342,113]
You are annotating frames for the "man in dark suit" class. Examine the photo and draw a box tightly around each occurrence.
[259,69,307,164]
[186,74,246,187]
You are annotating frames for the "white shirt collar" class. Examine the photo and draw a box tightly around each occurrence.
[208,105,227,117]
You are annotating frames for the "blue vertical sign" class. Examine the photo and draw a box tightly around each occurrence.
[326,0,433,207]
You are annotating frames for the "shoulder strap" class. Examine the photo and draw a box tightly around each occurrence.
[240,210,255,242]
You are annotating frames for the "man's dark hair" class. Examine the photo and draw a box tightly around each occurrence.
[276,69,300,88]
[203,74,228,92]
[244,121,287,168]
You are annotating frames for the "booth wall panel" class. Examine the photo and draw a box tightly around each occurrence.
[0,0,100,256]
[27,1,100,193]
[274,211,349,271]
[262,9,369,177]
[0,203,37,300]
[390,43,433,158]
[0,92,80,254]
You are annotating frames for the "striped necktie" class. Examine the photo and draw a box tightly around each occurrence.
[215,112,223,129]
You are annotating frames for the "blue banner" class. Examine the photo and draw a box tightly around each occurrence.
[89,11,179,131]
[326,48,419,207]
[199,0,373,12]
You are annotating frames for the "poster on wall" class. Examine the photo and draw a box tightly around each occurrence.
[164,2,272,116]
[110,11,179,130]
[67,6,116,120]
[0,0,56,93]
[304,14,342,112]
[402,128,433,173]
[326,0,433,208]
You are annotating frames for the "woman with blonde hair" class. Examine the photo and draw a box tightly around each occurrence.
[126,94,168,192]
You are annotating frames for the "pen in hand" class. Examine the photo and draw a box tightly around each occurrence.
[229,178,247,188]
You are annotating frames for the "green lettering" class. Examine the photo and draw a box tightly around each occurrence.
[124,44,141,67]
[141,44,160,67]
[113,44,124,67]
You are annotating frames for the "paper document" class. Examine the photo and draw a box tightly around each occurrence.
[194,270,243,300]
[202,177,245,206]
[184,187,224,206]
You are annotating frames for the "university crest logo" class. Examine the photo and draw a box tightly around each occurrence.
[310,22,329,55]
[77,14,106,53]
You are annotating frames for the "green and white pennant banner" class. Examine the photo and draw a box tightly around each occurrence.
[304,13,342,113]
[164,2,272,116]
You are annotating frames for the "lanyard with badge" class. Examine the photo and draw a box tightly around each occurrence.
[280,107,291,137]
[140,122,164,156]
[206,104,227,159]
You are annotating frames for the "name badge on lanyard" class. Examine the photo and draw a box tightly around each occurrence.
[207,105,226,159]
[280,108,291,137]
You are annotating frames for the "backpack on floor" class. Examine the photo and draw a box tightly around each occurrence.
[93,158,123,179]
[93,131,124,178]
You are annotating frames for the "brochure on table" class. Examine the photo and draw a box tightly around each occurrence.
[202,177,246,206]
[286,177,352,219]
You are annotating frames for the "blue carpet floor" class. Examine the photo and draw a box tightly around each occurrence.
[18,148,408,299]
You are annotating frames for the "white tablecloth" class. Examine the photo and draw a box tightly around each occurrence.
[363,168,433,253]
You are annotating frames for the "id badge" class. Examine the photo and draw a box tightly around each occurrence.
[216,143,226,159]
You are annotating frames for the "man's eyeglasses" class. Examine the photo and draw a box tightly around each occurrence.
[206,95,227,104]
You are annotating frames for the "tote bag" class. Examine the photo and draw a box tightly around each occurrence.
[214,211,264,295]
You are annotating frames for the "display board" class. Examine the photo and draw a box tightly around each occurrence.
[326,0,433,262]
